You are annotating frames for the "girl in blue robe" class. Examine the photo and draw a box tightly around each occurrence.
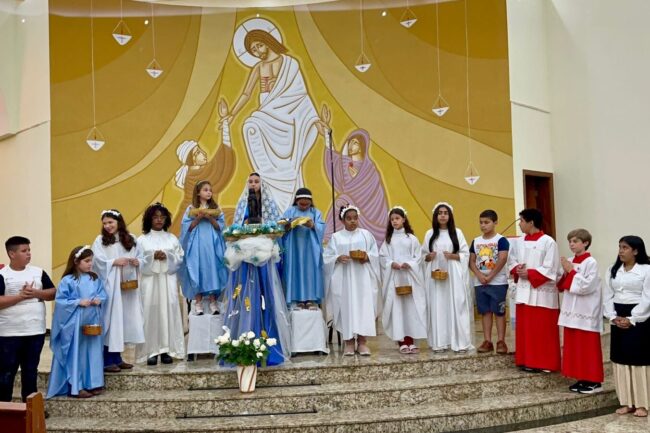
[179,180,228,315]
[281,188,325,309]
[222,175,291,366]
[47,246,107,399]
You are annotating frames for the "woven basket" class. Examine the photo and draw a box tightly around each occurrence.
[395,285,413,296]
[188,207,222,217]
[120,267,139,290]
[349,250,366,260]
[82,324,102,336]
[431,270,449,280]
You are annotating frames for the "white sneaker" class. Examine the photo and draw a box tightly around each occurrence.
[578,383,603,394]
[209,300,219,315]
[194,301,204,315]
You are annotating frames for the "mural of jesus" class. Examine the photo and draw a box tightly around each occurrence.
[221,25,328,212]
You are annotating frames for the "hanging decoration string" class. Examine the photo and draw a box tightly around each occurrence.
[464,0,472,161]
[435,1,442,99]
[359,0,364,56]
[151,2,157,61]
[90,0,97,129]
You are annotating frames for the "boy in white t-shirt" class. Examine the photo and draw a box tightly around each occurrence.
[469,210,510,354]
[0,236,56,402]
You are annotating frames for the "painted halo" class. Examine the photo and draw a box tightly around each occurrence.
[233,18,283,68]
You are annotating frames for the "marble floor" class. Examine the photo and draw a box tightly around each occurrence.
[518,413,649,432]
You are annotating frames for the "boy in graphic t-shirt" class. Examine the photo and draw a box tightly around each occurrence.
[469,210,510,354]
[0,236,56,402]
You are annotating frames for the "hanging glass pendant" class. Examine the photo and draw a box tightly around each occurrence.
[464,160,480,185]
[431,95,450,117]
[146,59,163,78]
[112,20,132,45]
[86,127,105,151]
[400,8,418,28]
[354,52,371,73]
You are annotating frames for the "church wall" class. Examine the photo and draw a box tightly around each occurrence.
[48,0,515,279]
[0,0,52,272]
[508,0,650,268]
[0,0,52,323]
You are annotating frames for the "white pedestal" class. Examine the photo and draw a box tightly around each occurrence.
[187,313,224,355]
[290,309,329,354]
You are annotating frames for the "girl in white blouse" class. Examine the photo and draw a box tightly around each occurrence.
[603,235,650,418]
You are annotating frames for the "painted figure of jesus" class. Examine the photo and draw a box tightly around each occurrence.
[221,29,327,213]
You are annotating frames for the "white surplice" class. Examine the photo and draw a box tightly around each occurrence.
[379,229,427,341]
[421,228,473,351]
[135,230,185,362]
[92,235,145,353]
[507,234,561,309]
[324,228,380,340]
[558,254,603,333]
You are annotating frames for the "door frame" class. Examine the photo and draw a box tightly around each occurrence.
[522,170,556,239]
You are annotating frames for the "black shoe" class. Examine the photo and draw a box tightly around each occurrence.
[187,354,195,362]
[569,381,584,392]
[147,355,158,366]
[160,353,173,364]
[522,366,542,373]
[578,382,603,394]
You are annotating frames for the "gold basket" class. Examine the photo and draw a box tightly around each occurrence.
[290,217,312,229]
[395,285,413,296]
[188,207,222,217]
[431,270,449,280]
[120,267,139,291]
[349,250,366,261]
[82,324,102,336]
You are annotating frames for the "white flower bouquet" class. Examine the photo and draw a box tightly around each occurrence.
[215,327,277,367]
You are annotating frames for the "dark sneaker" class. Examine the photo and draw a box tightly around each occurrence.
[578,382,603,394]
[477,340,494,353]
[521,366,542,373]
[160,353,174,364]
[147,356,158,366]
[569,381,583,392]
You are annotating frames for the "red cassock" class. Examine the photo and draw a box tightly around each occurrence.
[511,231,561,371]
[557,253,604,382]
[515,303,561,371]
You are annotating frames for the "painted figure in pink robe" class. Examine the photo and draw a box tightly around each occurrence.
[324,129,388,246]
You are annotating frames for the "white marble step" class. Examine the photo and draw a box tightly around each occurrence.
[44,388,618,432]
[44,368,571,418]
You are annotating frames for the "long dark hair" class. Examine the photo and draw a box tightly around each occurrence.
[142,203,172,234]
[611,235,650,279]
[192,180,218,210]
[101,210,135,251]
[385,208,414,244]
[428,204,459,253]
[62,246,98,281]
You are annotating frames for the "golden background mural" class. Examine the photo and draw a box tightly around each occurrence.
[50,0,514,278]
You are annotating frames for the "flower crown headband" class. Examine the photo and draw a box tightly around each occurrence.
[101,209,121,218]
[74,245,91,259]
[432,201,454,213]
[340,204,361,219]
[389,205,408,216]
